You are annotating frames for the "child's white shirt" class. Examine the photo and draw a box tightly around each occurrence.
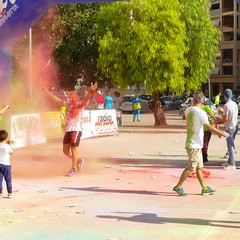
[0,143,13,165]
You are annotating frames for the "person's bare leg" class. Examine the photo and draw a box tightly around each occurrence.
[63,144,72,159]
[71,146,79,170]
[176,169,192,188]
[196,168,206,189]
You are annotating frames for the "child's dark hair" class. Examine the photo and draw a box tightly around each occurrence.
[0,130,8,142]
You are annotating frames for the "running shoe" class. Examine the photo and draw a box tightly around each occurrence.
[67,168,76,177]
[8,193,14,199]
[172,186,186,196]
[201,186,216,195]
[223,165,236,170]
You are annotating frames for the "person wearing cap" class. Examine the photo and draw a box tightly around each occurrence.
[173,91,230,196]
[216,88,238,170]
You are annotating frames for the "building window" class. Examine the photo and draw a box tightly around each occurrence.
[223,66,233,75]
[222,49,233,63]
[210,3,220,11]
[222,16,234,28]
[212,18,220,27]
[223,32,234,41]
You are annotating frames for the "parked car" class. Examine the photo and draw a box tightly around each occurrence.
[179,98,217,120]
[169,95,184,110]
[138,94,152,111]
[160,96,172,110]
[120,95,149,113]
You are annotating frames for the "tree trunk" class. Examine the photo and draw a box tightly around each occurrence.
[152,91,167,126]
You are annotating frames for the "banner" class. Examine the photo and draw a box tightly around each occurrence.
[81,110,94,139]
[40,111,62,138]
[10,113,46,148]
[0,0,118,48]
[90,110,118,136]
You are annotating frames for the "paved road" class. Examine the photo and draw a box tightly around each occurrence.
[1,110,240,240]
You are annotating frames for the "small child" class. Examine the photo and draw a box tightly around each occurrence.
[0,130,14,198]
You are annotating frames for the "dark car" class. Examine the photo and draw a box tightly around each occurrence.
[169,95,184,110]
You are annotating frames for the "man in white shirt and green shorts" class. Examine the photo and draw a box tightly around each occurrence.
[173,91,229,196]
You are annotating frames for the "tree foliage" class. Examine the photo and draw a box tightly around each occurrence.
[180,0,221,91]
[96,0,220,94]
[97,0,188,95]
[53,3,106,88]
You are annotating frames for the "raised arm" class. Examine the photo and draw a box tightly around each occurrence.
[80,82,98,106]
[42,86,63,108]
[0,105,10,115]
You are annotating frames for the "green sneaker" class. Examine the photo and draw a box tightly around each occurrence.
[201,186,216,196]
[173,186,186,196]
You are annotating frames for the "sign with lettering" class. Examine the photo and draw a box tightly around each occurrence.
[90,110,118,136]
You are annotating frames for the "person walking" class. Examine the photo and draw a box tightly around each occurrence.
[44,82,98,177]
[0,129,14,198]
[216,89,238,170]
[132,96,143,122]
[113,91,122,127]
[172,91,229,196]
[202,98,218,163]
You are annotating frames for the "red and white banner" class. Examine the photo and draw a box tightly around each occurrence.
[90,110,118,136]
[9,110,118,148]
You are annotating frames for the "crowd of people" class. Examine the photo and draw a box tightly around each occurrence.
[173,88,238,196]
[0,85,239,198]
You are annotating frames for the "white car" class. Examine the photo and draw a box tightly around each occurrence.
[120,95,149,113]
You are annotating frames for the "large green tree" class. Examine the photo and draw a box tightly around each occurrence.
[96,0,220,125]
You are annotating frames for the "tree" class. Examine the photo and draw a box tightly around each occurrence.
[96,0,220,125]
[180,0,221,91]
[53,3,107,89]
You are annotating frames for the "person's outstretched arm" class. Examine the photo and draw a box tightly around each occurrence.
[80,82,98,106]
[0,105,10,115]
[42,86,63,108]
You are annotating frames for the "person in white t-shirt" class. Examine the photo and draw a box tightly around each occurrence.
[0,130,14,199]
[43,82,98,177]
[216,88,238,170]
[173,91,229,196]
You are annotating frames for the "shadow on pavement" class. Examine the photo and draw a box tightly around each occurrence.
[61,187,160,195]
[96,212,240,228]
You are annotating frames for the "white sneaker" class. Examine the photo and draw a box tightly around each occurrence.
[8,193,14,199]
[221,162,228,166]
[223,165,236,170]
